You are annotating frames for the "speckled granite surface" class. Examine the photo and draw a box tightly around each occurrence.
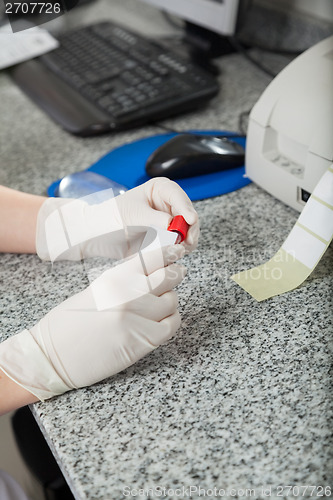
[0,1,332,499]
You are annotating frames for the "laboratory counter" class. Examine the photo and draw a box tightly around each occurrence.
[0,1,332,498]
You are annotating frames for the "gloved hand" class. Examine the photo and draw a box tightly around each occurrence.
[36,177,199,261]
[0,244,186,401]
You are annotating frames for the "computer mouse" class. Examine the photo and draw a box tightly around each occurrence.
[145,133,245,179]
[55,170,128,199]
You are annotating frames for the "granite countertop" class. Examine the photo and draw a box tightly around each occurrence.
[0,1,332,498]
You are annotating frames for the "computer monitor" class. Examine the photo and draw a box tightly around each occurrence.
[141,0,241,37]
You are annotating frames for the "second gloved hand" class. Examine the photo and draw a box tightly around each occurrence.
[0,244,186,401]
[36,177,199,261]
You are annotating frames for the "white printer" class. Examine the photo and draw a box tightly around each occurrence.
[245,35,333,212]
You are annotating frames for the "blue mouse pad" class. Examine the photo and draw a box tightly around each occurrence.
[48,130,250,201]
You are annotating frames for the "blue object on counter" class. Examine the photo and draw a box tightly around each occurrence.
[48,130,250,201]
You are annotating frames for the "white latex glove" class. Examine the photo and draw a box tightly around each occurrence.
[36,177,199,261]
[0,245,186,401]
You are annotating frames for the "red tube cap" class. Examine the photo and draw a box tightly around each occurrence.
[168,215,189,242]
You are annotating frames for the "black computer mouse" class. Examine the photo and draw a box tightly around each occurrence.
[145,133,245,179]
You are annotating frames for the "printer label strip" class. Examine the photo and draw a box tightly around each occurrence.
[231,165,333,301]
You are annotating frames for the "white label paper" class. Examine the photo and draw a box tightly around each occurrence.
[0,23,59,70]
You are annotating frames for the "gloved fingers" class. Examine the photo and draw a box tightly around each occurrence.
[135,205,172,232]
[126,290,178,321]
[98,242,184,279]
[128,309,181,350]
[154,309,181,345]
[154,290,179,320]
[88,245,185,311]
[147,178,198,226]
[183,219,200,253]
[116,309,181,363]
[147,263,187,296]
[137,243,185,276]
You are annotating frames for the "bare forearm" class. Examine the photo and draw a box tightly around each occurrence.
[0,186,46,254]
[0,368,39,416]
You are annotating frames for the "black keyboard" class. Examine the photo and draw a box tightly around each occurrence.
[10,22,219,136]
